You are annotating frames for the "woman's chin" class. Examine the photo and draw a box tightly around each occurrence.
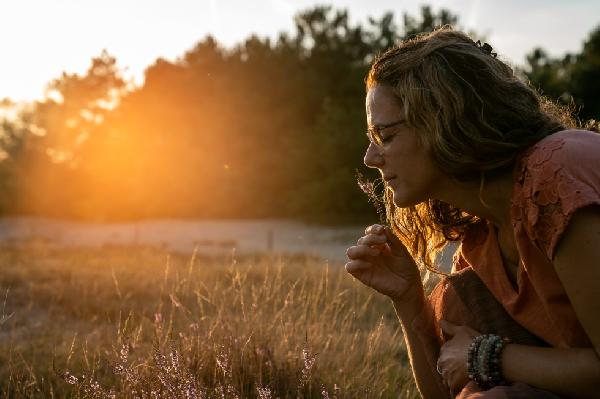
[391,189,420,208]
[391,191,409,208]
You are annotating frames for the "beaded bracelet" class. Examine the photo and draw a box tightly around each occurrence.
[490,337,506,385]
[467,335,485,386]
[466,334,510,389]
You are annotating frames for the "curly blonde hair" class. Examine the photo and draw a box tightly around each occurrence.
[366,27,574,273]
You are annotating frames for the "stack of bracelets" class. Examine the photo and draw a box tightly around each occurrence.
[466,334,511,389]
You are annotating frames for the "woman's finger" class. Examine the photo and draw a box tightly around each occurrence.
[357,233,387,246]
[446,372,458,391]
[437,359,456,390]
[364,224,385,235]
[440,320,480,338]
[344,259,373,274]
[449,370,466,393]
[346,245,380,259]
[439,320,460,337]
[463,325,480,336]
[383,226,409,255]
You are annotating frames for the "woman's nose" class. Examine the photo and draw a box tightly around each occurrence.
[364,142,384,169]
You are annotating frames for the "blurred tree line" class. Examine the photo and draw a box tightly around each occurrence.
[0,6,598,224]
[523,25,600,122]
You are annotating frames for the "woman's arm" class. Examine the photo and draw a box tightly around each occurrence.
[345,224,450,398]
[501,344,600,398]
[439,323,600,398]
[439,205,600,398]
[393,295,452,399]
[552,206,600,355]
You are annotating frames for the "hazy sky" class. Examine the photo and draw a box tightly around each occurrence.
[2,0,599,102]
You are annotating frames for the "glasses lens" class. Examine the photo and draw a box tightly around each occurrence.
[367,127,382,146]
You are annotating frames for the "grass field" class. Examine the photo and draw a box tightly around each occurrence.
[0,243,419,398]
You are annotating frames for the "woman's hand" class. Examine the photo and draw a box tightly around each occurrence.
[345,224,423,305]
[437,320,480,392]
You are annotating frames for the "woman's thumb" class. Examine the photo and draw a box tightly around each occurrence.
[383,226,408,255]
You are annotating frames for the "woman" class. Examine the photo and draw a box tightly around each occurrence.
[345,27,600,398]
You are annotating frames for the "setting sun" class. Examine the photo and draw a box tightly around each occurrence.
[1,1,599,397]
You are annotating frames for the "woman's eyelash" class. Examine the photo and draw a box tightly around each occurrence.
[381,134,395,143]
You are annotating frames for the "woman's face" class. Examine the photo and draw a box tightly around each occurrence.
[364,84,444,207]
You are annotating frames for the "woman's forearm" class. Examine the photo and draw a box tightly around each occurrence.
[502,344,600,398]
[393,296,451,399]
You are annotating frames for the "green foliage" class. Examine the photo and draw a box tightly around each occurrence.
[1,5,462,223]
[402,5,458,39]
[7,7,596,224]
[524,25,600,122]
[570,26,600,121]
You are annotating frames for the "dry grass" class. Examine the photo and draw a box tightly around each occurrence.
[0,243,418,398]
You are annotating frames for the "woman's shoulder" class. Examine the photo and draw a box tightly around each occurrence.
[522,129,600,167]
[513,129,600,259]
[515,129,600,191]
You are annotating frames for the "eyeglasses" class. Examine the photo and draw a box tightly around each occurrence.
[366,119,406,146]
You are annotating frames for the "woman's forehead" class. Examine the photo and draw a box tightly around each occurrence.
[366,85,403,123]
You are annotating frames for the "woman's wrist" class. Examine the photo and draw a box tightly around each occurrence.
[392,288,427,324]
[466,334,511,389]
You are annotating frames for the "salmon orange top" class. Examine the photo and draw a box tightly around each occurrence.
[453,129,597,348]
[412,130,598,397]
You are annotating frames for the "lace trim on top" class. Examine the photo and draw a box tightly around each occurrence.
[512,134,599,259]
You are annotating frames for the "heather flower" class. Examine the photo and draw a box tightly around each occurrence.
[356,170,387,225]
[256,385,273,399]
[61,371,79,385]
[298,346,318,390]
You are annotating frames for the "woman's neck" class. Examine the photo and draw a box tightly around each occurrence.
[434,171,515,232]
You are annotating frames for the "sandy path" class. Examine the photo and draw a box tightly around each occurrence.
[0,217,366,262]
